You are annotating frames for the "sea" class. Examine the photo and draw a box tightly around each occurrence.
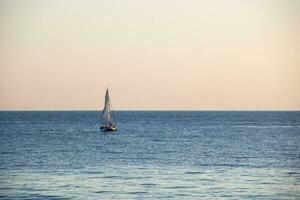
[0,111,300,199]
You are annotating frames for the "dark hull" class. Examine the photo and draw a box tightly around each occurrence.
[100,126,118,132]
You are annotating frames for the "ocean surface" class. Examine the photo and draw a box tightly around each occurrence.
[0,111,300,199]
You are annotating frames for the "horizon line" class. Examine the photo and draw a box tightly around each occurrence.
[1,109,299,112]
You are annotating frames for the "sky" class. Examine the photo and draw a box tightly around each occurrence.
[0,0,299,110]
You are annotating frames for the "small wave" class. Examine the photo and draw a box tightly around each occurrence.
[59,184,71,188]
[0,187,13,190]
[131,157,153,160]
[104,143,118,145]
[231,125,300,128]
[152,139,165,142]
[165,185,195,189]
[126,191,148,195]
[198,163,263,168]
[140,183,156,186]
[286,172,300,176]
[82,171,103,175]
[258,182,276,185]
[176,193,189,196]
[122,176,152,180]
[185,171,202,175]
[200,179,215,182]
[0,151,14,155]
[102,175,120,179]
[22,194,70,200]
[162,150,175,153]
[95,190,110,194]
[104,151,123,154]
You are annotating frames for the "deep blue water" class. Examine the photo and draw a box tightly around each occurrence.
[0,111,300,199]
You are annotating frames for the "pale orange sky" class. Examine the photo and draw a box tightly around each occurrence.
[0,0,299,110]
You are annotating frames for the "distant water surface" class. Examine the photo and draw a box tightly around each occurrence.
[0,111,300,199]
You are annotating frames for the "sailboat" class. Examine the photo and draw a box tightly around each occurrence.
[100,89,118,132]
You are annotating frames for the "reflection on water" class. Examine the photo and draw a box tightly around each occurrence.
[1,166,300,199]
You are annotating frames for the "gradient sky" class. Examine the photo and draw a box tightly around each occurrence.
[1,0,299,110]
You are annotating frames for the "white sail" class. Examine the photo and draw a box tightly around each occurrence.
[101,89,114,125]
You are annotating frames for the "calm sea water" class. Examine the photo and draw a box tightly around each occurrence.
[0,111,300,199]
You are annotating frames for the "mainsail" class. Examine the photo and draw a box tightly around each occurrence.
[101,89,115,125]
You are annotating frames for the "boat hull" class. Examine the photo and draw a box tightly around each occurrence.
[100,126,118,132]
